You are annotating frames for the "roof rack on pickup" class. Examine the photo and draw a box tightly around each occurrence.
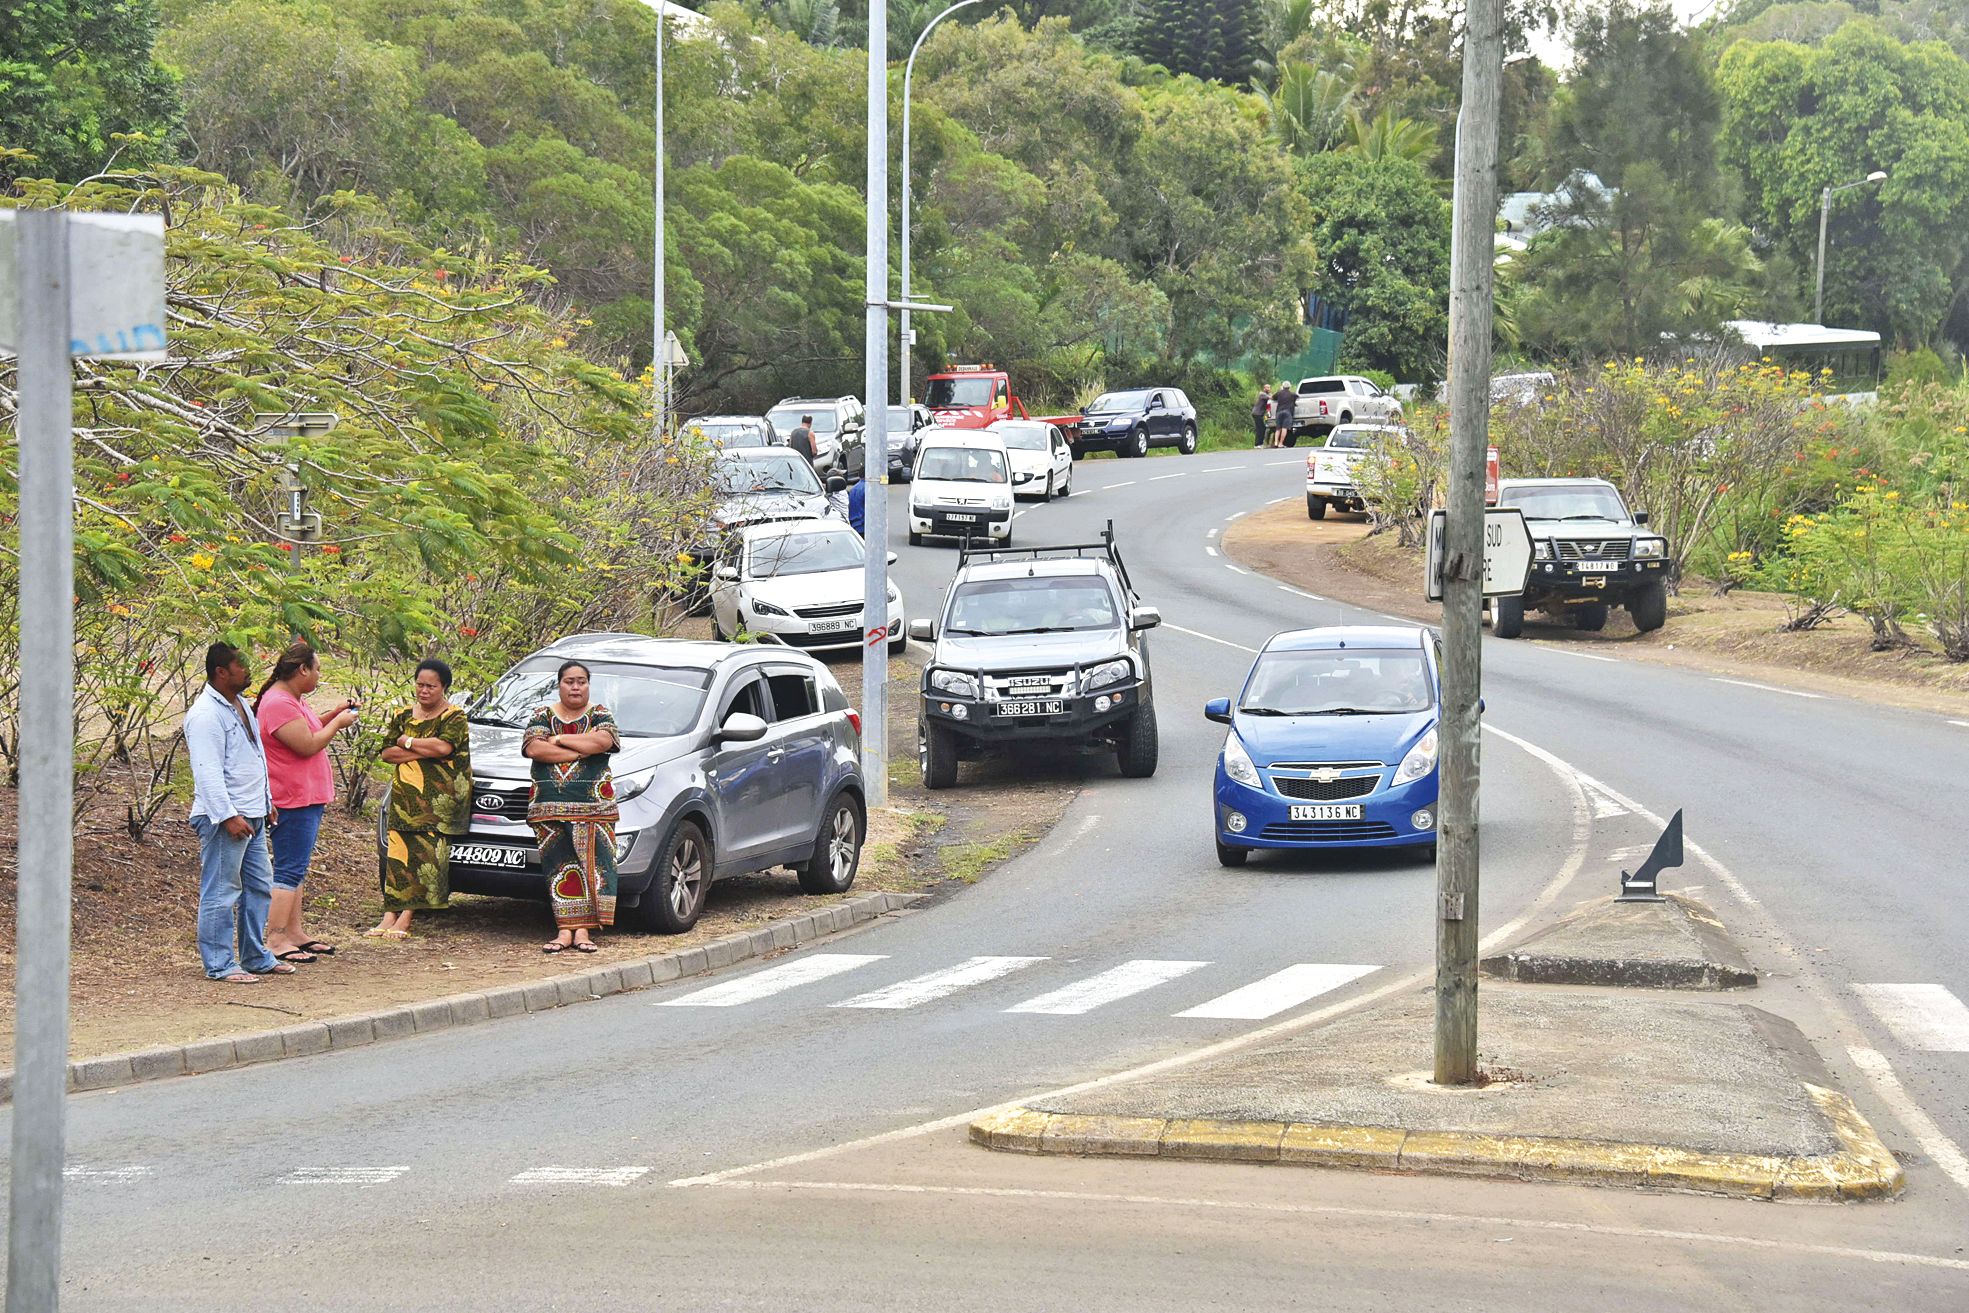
[958,520,1136,600]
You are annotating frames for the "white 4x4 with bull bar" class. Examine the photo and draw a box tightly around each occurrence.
[908,523,1161,788]
[1489,478,1670,637]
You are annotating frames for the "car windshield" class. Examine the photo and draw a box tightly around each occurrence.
[471,658,712,737]
[767,406,839,434]
[715,451,822,496]
[995,425,1051,451]
[1500,485,1630,521]
[926,377,994,408]
[947,577,1118,635]
[1089,390,1149,412]
[885,407,917,430]
[917,446,1007,484]
[1240,649,1432,715]
[694,421,769,448]
[1324,427,1378,450]
[747,527,864,579]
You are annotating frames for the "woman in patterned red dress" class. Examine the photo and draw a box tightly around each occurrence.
[522,661,621,953]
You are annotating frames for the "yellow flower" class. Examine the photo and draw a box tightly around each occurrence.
[108,603,132,616]
[1884,491,1900,501]
[189,552,214,571]
[550,337,568,348]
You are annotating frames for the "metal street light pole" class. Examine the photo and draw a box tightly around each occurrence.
[653,2,666,433]
[862,1,893,807]
[1435,0,1505,1087]
[899,0,978,405]
[1814,170,1886,324]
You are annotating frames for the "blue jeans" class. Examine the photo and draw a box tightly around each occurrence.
[269,803,325,890]
[192,815,276,978]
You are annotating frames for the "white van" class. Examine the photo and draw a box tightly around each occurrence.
[907,428,1015,547]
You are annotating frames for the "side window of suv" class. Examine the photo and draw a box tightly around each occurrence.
[765,669,819,721]
[721,671,769,724]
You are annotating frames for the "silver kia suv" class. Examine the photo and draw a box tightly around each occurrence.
[396,633,867,933]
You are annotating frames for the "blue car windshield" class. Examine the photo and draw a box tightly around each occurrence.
[1240,650,1432,715]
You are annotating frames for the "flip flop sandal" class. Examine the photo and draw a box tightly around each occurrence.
[573,942,600,954]
[542,941,569,954]
[254,963,298,976]
[297,940,337,955]
[215,972,260,984]
[275,949,318,963]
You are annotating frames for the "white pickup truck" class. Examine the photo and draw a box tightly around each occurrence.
[1292,375,1403,441]
[1305,422,1402,519]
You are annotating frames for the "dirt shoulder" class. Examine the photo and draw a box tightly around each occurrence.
[0,649,1077,1061]
[1223,502,1969,718]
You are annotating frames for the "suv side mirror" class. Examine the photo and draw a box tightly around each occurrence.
[886,551,898,565]
[907,619,934,641]
[826,475,848,494]
[1129,605,1162,631]
[1204,698,1232,724]
[1634,510,1650,525]
[719,712,768,743]
[715,564,739,581]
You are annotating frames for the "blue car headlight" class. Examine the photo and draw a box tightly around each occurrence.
[1222,732,1261,788]
[1394,727,1439,786]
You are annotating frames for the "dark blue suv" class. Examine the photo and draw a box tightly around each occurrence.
[1076,387,1199,459]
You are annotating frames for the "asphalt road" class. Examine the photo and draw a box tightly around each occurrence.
[9,447,1969,1308]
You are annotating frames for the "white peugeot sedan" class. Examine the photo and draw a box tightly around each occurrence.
[710,518,905,655]
[989,419,1074,501]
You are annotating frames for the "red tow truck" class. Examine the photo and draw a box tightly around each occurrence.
[921,364,1086,451]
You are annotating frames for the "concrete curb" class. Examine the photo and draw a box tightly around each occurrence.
[11,890,922,1104]
[969,1084,1902,1201]
[1479,894,1759,991]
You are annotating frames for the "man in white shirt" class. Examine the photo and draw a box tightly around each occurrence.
[184,642,291,982]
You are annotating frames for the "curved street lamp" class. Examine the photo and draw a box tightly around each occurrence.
[899,0,980,405]
[1815,169,1886,324]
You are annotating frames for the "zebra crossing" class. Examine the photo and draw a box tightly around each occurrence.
[655,952,1382,1021]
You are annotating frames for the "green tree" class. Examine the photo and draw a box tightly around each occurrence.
[1134,0,1267,86]
[0,0,181,185]
[1301,152,1450,381]
[1718,20,1969,346]
[1260,61,1354,155]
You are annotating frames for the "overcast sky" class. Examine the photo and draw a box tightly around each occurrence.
[1528,0,1730,71]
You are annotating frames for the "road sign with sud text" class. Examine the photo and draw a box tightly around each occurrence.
[1425,506,1533,601]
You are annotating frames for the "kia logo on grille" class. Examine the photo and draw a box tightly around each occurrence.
[475,794,505,812]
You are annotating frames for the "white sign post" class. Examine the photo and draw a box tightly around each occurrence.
[1424,506,1532,601]
[1,208,166,1313]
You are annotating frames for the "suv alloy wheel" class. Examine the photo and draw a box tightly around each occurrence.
[796,789,863,894]
[636,817,711,933]
[1130,427,1149,458]
[1179,424,1197,455]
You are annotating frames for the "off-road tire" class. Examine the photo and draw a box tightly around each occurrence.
[1630,580,1668,633]
[1179,424,1198,455]
[1115,702,1160,778]
[920,720,958,790]
[1493,595,1525,639]
[1306,494,1327,520]
[635,817,710,934]
[1572,602,1610,632]
[795,790,863,895]
[1215,839,1248,867]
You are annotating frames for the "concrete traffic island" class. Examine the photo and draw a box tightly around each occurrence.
[971,986,1901,1200]
[1480,892,1758,990]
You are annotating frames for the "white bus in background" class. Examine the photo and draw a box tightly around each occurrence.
[1720,321,1883,404]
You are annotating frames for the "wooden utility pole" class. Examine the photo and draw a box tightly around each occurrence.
[1434,0,1505,1086]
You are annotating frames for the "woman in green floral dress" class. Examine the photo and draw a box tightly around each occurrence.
[369,658,472,938]
[523,660,621,954]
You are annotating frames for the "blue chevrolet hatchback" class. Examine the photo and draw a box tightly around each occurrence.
[1205,626,1441,866]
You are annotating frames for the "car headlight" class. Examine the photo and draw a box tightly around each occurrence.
[1222,732,1262,788]
[1632,537,1666,559]
[750,599,789,618]
[1394,727,1439,786]
[930,669,979,699]
[1084,658,1131,691]
[990,494,1012,511]
[1533,540,1553,560]
[616,767,658,802]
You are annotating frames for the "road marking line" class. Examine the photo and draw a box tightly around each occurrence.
[1579,779,1630,819]
[1224,510,1246,522]
[1176,964,1380,1020]
[1949,720,1969,728]
[1108,480,1136,488]
[1007,960,1210,1016]
[1204,546,1218,557]
[699,1179,1969,1274]
[1268,495,1291,504]
[1163,623,1257,653]
[281,1166,408,1186]
[511,1166,650,1187]
[673,734,1597,1189]
[1854,984,1969,1052]
[1204,465,1238,472]
[1266,460,1299,466]
[831,956,1047,1010]
[62,1165,152,1182]
[1482,721,1969,1195]
[1223,564,1248,575]
[1150,473,1185,481]
[1275,584,1324,600]
[1206,527,1220,538]
[1538,647,1619,663]
[658,953,888,1008]
[1712,677,1824,699]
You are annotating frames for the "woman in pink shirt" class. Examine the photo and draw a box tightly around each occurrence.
[255,643,356,962]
